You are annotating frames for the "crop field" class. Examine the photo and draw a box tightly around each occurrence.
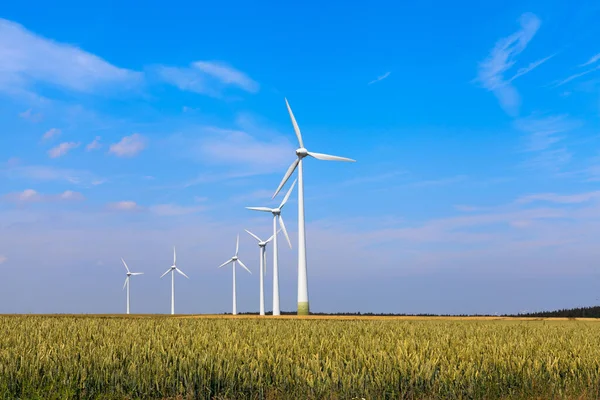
[1,315,600,399]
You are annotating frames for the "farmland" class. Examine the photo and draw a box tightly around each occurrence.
[1,315,600,399]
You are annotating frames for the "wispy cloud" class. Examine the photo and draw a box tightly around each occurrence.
[109,134,146,157]
[515,114,578,152]
[18,108,42,122]
[406,175,468,188]
[508,53,555,82]
[48,142,80,158]
[552,65,600,87]
[86,136,101,151]
[2,162,102,186]
[516,191,600,204]
[476,13,541,116]
[42,128,60,140]
[2,189,85,204]
[106,201,139,211]
[580,52,600,67]
[154,61,259,97]
[368,71,391,85]
[0,18,141,95]
[149,204,206,216]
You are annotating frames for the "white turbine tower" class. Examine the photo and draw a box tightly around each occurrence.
[245,229,277,316]
[160,247,189,315]
[121,258,143,315]
[273,98,355,315]
[218,234,252,315]
[246,179,296,316]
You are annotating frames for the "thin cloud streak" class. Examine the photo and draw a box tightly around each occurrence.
[368,71,391,85]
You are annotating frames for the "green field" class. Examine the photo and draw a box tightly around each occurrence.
[1,315,600,399]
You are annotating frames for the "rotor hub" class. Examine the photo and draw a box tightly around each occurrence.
[232,256,238,261]
[259,242,267,247]
[272,208,281,215]
[296,147,308,158]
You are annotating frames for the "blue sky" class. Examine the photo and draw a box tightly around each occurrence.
[1,0,600,314]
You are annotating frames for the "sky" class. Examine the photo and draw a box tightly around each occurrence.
[1,0,600,315]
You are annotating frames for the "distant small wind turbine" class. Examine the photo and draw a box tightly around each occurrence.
[218,234,252,316]
[245,229,278,316]
[273,99,355,315]
[121,258,143,315]
[160,247,189,315]
[246,179,296,316]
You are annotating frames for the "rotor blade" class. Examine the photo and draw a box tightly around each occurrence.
[278,215,292,249]
[122,276,129,290]
[235,234,239,256]
[272,158,299,199]
[176,268,189,279]
[121,258,130,273]
[279,178,297,209]
[307,152,356,162]
[160,269,171,278]
[245,229,262,242]
[130,272,144,276]
[218,258,234,268]
[237,259,252,274]
[246,207,272,212]
[265,228,281,243]
[173,246,176,265]
[285,98,304,148]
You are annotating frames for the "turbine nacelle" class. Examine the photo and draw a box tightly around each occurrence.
[272,208,281,215]
[232,256,239,261]
[296,147,308,158]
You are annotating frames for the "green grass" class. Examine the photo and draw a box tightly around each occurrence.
[1,315,600,399]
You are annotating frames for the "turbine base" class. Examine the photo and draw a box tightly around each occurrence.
[297,302,310,315]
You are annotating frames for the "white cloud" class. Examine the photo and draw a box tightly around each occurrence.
[516,191,600,204]
[0,255,6,265]
[580,52,600,67]
[19,108,42,122]
[109,134,146,157]
[0,18,141,94]
[48,142,80,158]
[368,71,391,85]
[149,204,206,216]
[155,61,259,96]
[508,54,555,82]
[2,163,101,186]
[476,13,541,116]
[2,189,85,203]
[106,201,139,211]
[553,65,600,87]
[86,136,101,151]
[515,115,578,152]
[42,128,61,140]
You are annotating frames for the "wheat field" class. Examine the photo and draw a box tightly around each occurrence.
[1,315,599,399]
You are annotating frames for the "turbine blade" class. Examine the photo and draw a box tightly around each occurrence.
[173,246,176,265]
[176,268,189,279]
[130,272,144,276]
[160,269,171,278]
[273,158,299,199]
[122,276,129,290]
[218,258,234,268]
[246,207,272,212]
[279,215,292,249]
[237,259,252,274]
[121,258,130,273]
[307,152,356,162]
[285,98,304,148]
[235,234,239,256]
[245,229,262,242]
[265,228,281,243]
[279,178,297,209]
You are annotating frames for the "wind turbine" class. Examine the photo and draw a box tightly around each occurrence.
[246,180,296,316]
[218,234,252,315]
[245,229,278,316]
[121,258,143,315]
[160,247,189,315]
[272,98,355,315]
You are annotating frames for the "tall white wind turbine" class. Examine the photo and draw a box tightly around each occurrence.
[272,98,355,315]
[246,179,296,316]
[121,258,143,315]
[218,234,252,315]
[245,229,277,316]
[160,247,189,315]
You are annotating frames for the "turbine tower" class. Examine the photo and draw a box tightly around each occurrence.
[246,180,295,316]
[273,99,355,315]
[218,234,252,315]
[160,247,189,315]
[245,229,277,316]
[121,258,143,315]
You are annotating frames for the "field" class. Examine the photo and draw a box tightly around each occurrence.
[1,315,600,399]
